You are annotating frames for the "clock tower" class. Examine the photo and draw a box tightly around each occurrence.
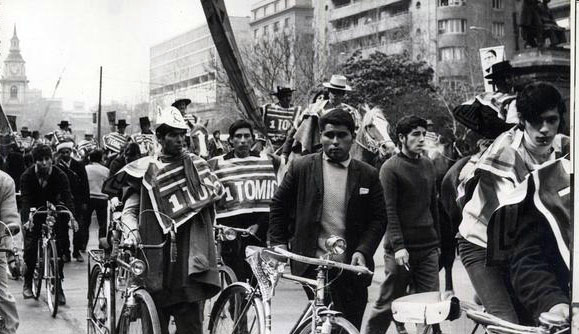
[1,25,28,116]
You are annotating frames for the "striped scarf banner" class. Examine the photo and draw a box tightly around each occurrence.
[77,140,97,157]
[143,154,224,233]
[103,132,129,153]
[132,133,156,155]
[264,104,299,141]
[210,155,277,219]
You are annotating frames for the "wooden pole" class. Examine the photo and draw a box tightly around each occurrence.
[97,66,102,143]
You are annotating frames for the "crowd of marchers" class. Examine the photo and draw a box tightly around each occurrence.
[0,69,571,334]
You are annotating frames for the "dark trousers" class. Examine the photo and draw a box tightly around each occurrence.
[364,247,440,334]
[457,237,519,324]
[81,198,108,249]
[23,219,68,284]
[302,266,368,330]
[157,301,203,334]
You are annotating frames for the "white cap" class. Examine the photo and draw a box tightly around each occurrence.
[156,106,189,130]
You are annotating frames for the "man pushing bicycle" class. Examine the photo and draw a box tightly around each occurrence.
[208,119,278,283]
[21,144,76,305]
[114,106,224,334]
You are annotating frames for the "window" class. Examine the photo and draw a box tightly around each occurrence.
[439,0,466,6]
[254,29,258,39]
[284,17,290,28]
[263,25,268,37]
[439,47,466,61]
[492,22,505,37]
[284,0,289,8]
[274,1,279,12]
[438,19,467,34]
[10,86,17,98]
[492,0,503,9]
[273,21,280,32]
[252,10,257,20]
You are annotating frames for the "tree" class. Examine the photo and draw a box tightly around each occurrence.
[341,50,452,131]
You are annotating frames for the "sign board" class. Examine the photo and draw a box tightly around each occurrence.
[479,45,505,92]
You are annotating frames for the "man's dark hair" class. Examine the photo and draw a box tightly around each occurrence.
[89,149,103,163]
[516,81,565,129]
[228,119,254,138]
[319,108,355,134]
[124,142,141,158]
[213,130,221,137]
[155,124,187,140]
[32,144,52,162]
[395,115,428,138]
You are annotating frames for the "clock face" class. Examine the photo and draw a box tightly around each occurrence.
[9,64,19,76]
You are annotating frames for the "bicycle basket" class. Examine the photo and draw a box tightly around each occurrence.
[245,246,286,301]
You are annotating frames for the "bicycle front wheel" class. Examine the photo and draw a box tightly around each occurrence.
[45,240,60,317]
[204,266,238,321]
[32,239,43,300]
[117,289,161,334]
[295,315,359,334]
[88,265,113,334]
[209,283,265,334]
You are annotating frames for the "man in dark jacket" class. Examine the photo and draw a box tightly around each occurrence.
[269,108,386,329]
[56,140,89,262]
[21,144,76,305]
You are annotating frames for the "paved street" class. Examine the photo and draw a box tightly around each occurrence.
[8,222,484,334]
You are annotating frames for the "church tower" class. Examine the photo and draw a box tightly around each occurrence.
[1,25,28,116]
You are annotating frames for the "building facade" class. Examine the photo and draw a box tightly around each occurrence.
[149,16,251,131]
[315,0,570,87]
[0,26,29,120]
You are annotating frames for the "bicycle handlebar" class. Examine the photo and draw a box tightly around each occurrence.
[466,309,560,334]
[271,246,373,276]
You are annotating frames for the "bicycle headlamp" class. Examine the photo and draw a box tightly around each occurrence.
[130,259,146,276]
[224,228,237,241]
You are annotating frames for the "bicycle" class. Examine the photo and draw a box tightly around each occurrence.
[87,207,162,334]
[392,292,569,334]
[26,201,74,317]
[208,236,372,334]
[466,308,569,334]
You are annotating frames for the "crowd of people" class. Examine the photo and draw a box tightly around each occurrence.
[0,70,571,334]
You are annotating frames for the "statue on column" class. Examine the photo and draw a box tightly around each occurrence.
[520,0,566,48]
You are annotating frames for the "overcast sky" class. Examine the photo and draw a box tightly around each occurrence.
[1,0,251,108]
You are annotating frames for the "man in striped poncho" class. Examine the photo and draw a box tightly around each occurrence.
[208,119,278,283]
[113,106,224,334]
[260,85,300,152]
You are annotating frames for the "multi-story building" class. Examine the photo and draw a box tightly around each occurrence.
[249,0,314,102]
[315,0,570,87]
[149,16,251,131]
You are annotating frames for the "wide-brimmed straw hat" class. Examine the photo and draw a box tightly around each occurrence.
[322,75,352,91]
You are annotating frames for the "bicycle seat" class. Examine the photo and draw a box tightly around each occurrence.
[392,292,461,325]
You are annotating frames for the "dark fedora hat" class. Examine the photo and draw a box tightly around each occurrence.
[484,61,516,81]
[139,117,151,126]
[171,98,192,108]
[271,86,295,96]
[57,120,71,127]
[116,119,129,127]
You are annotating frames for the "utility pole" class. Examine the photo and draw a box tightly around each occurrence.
[97,66,102,142]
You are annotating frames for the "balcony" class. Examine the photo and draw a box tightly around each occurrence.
[330,0,404,21]
[329,13,409,44]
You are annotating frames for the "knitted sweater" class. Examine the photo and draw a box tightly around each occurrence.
[380,153,440,251]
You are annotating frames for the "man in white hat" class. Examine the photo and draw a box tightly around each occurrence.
[302,74,359,126]
[259,85,301,152]
[113,106,224,333]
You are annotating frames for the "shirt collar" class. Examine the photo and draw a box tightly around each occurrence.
[323,152,351,168]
